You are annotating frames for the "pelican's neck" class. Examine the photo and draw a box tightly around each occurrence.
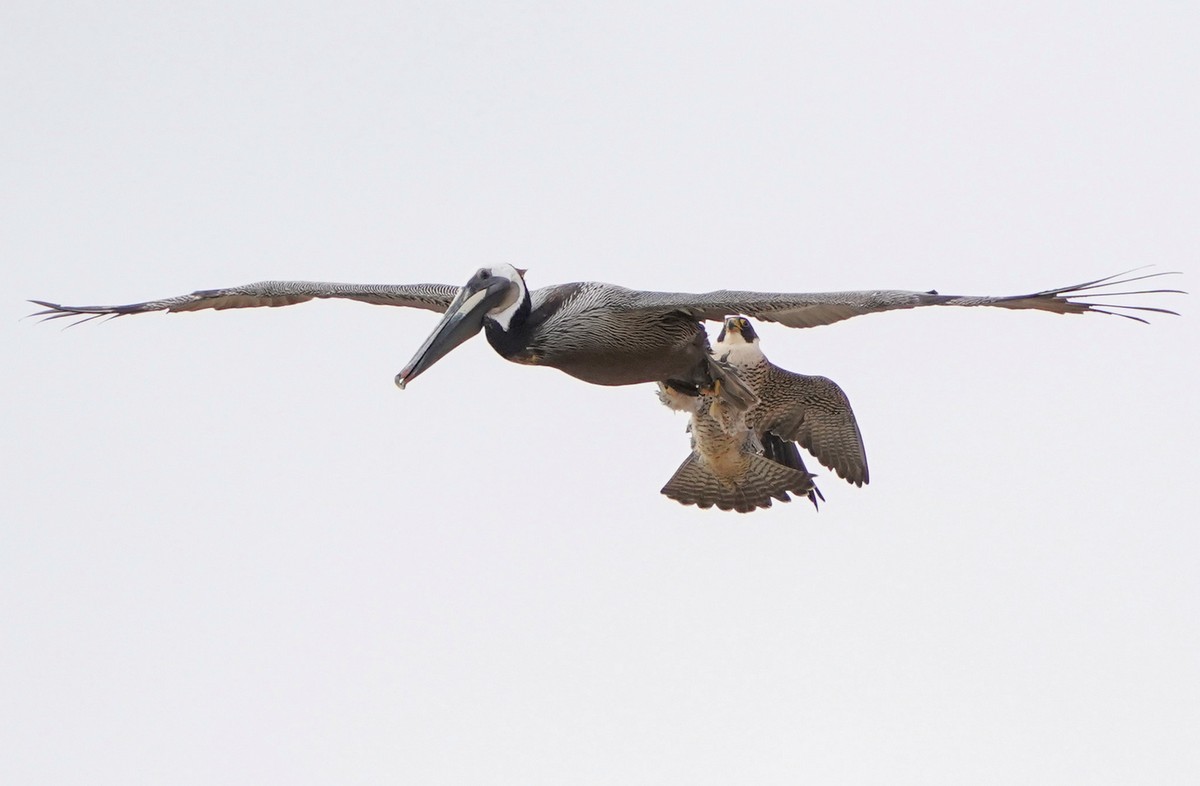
[482,267,530,331]
[486,277,530,333]
[483,280,533,359]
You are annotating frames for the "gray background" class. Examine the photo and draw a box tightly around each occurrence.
[3,2,1196,783]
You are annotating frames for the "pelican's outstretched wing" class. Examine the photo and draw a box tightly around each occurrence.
[628,269,1182,328]
[29,281,461,325]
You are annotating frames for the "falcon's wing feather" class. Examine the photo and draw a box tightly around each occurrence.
[762,371,869,487]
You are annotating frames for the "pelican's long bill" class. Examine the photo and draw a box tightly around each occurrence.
[395,271,512,389]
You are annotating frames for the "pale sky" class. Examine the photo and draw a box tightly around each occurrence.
[2,2,1197,784]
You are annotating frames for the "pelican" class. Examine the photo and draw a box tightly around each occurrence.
[657,384,816,513]
[714,317,869,493]
[29,267,1181,416]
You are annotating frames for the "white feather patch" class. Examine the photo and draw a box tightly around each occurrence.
[486,264,528,331]
[714,337,765,366]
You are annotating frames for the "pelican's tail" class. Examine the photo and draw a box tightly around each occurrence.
[661,452,816,514]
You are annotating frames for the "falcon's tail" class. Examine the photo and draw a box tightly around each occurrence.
[661,452,816,514]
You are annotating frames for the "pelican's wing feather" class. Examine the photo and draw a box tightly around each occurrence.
[29,281,461,324]
[628,269,1182,328]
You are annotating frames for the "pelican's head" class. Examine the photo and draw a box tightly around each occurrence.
[396,264,528,389]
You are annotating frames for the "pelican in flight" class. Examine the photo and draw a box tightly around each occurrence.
[29,267,1180,416]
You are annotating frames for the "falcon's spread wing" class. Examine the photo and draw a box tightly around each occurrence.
[757,369,869,487]
[29,281,460,325]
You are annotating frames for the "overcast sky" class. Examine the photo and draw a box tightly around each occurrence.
[2,2,1196,784]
